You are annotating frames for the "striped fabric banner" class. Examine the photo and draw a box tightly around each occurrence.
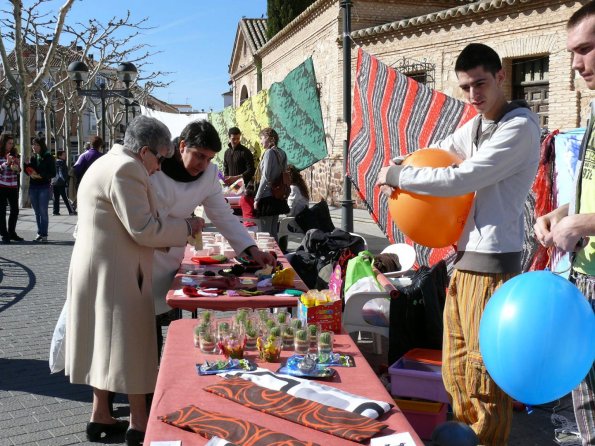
[348,49,540,270]
[349,48,476,267]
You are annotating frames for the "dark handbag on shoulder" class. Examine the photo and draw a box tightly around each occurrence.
[269,149,291,200]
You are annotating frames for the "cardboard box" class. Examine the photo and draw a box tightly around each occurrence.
[297,299,342,333]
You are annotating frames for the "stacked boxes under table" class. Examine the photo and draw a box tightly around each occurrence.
[388,348,449,440]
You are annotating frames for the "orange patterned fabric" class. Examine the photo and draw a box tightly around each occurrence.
[159,404,316,446]
[204,377,388,442]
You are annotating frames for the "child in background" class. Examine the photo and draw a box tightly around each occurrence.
[239,182,257,227]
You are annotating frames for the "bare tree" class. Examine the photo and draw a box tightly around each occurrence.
[0,0,75,206]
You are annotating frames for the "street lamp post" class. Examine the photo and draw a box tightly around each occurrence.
[67,61,138,144]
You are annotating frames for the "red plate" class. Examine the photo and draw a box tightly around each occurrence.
[191,256,225,264]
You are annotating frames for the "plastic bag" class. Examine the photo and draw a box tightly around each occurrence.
[344,251,382,300]
[49,301,67,373]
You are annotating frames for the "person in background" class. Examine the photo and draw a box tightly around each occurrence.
[73,136,104,184]
[535,3,595,444]
[239,181,258,228]
[64,116,203,446]
[254,127,290,240]
[150,121,275,358]
[223,126,255,187]
[52,150,76,216]
[27,137,56,243]
[377,43,540,445]
[287,164,309,217]
[278,165,310,252]
[0,132,23,243]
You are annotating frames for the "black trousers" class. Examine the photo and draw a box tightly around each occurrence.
[52,186,75,215]
[0,187,19,236]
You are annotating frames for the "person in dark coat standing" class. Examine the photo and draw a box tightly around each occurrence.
[52,150,76,216]
[223,127,255,186]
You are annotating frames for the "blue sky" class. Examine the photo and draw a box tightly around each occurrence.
[34,0,268,111]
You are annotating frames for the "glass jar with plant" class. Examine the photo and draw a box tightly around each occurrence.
[257,326,282,362]
[294,328,309,355]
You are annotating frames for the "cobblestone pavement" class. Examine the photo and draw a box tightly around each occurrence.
[0,206,579,445]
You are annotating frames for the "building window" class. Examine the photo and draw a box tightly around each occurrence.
[35,108,45,132]
[512,55,549,128]
[240,85,249,105]
[393,57,435,89]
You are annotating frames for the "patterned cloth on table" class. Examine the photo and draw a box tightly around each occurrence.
[159,405,317,446]
[221,369,391,419]
[204,377,388,442]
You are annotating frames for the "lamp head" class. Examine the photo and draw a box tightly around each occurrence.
[117,62,138,87]
[67,61,89,87]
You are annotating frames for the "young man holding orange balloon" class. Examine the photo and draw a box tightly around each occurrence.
[377,43,540,445]
[535,3,595,444]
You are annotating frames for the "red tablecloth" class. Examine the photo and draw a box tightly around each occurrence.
[145,319,423,445]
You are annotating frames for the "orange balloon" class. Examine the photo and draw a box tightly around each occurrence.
[388,148,474,248]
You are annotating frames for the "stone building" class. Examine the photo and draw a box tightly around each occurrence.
[230,0,591,206]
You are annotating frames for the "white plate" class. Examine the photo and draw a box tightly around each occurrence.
[380,243,416,277]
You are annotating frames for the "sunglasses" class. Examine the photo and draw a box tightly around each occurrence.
[145,147,165,165]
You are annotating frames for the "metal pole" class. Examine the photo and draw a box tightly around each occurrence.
[100,83,106,143]
[341,0,354,232]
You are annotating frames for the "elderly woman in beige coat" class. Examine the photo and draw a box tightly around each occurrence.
[64,116,202,446]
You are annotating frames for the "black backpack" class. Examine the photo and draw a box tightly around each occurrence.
[289,229,366,289]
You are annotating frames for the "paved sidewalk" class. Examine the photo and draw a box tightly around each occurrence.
[0,206,579,445]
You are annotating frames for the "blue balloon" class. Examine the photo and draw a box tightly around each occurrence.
[431,421,479,446]
[479,271,595,405]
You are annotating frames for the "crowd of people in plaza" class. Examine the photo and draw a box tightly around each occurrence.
[1,2,594,445]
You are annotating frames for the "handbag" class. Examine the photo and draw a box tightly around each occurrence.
[49,301,67,373]
[269,149,290,200]
[344,250,382,299]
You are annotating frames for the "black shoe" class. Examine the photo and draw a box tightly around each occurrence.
[53,212,60,216]
[2,236,10,244]
[69,212,77,216]
[125,428,145,446]
[9,234,24,242]
[85,419,129,441]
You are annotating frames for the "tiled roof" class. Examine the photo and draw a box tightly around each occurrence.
[352,0,530,38]
[240,18,268,54]
[6,44,83,70]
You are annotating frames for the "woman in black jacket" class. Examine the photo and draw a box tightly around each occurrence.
[52,150,76,216]
[27,137,55,242]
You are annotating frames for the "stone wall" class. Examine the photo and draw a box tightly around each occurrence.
[234,0,592,207]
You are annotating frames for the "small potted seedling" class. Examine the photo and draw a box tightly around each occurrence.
[193,322,209,348]
[219,329,245,359]
[245,324,258,351]
[257,326,282,361]
[282,326,294,349]
[265,318,277,331]
[317,331,333,363]
[199,330,217,353]
[276,311,289,325]
[201,310,213,325]
[294,329,309,355]
[308,323,319,352]
[291,319,303,330]
[217,321,230,345]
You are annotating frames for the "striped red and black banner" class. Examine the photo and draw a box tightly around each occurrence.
[348,49,541,270]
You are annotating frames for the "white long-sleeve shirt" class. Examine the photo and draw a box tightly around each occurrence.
[388,106,540,272]
[150,163,255,314]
